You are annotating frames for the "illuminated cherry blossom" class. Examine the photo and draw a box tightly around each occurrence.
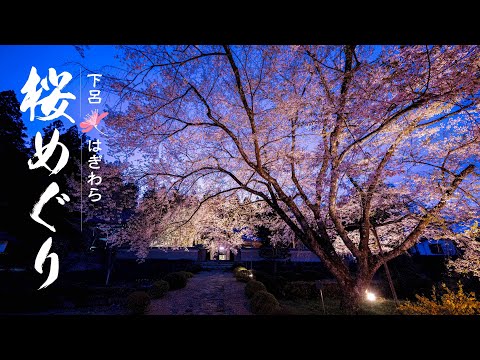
[103,45,480,310]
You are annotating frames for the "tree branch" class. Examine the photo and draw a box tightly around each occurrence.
[378,164,476,268]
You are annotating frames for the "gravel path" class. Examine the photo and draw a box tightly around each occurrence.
[148,271,252,315]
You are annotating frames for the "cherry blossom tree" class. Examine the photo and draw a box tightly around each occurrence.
[448,222,480,279]
[66,159,138,238]
[111,186,280,259]
[102,45,480,311]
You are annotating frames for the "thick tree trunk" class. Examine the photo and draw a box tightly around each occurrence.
[338,273,373,314]
[299,233,376,314]
[339,287,361,314]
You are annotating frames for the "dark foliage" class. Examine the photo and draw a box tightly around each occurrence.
[164,272,188,290]
[150,280,169,298]
[284,281,319,300]
[178,271,194,279]
[233,266,248,276]
[253,270,287,298]
[127,291,151,314]
[245,280,267,298]
[250,290,280,315]
[235,269,252,282]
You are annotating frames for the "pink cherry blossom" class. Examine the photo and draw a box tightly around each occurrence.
[99,45,480,311]
[79,109,108,134]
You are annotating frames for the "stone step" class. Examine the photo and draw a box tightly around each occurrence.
[197,262,235,270]
[199,264,234,267]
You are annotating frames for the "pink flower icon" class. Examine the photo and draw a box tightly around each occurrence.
[80,109,108,134]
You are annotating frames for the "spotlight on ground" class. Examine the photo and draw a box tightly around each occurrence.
[365,290,377,302]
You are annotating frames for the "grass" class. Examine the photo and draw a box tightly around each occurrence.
[279,296,404,315]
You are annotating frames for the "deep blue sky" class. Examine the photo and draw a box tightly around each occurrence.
[0,45,120,141]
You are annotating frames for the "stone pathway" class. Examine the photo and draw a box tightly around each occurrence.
[148,271,252,315]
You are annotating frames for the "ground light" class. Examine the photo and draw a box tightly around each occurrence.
[366,290,377,302]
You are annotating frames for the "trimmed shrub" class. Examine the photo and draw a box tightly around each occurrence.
[150,280,170,299]
[178,271,194,279]
[185,263,202,274]
[127,291,151,315]
[270,276,287,297]
[284,281,319,300]
[398,282,480,315]
[271,305,298,315]
[233,266,248,277]
[236,269,253,282]
[317,281,342,298]
[245,280,267,299]
[164,272,188,290]
[251,291,280,315]
[254,271,287,298]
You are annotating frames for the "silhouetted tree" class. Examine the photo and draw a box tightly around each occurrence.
[0,90,35,264]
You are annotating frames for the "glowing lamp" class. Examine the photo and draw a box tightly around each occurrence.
[365,290,377,302]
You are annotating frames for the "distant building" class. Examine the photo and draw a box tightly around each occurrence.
[409,239,457,257]
[0,231,15,253]
[115,233,458,263]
